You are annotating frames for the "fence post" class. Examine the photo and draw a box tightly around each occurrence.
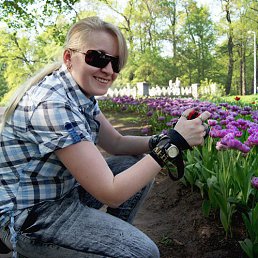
[191,83,199,99]
[137,82,149,96]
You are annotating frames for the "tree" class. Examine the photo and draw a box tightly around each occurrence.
[158,0,178,59]
[1,0,258,97]
[0,62,8,101]
[217,0,258,95]
[116,48,174,86]
[0,0,80,29]
[176,0,216,84]
[0,18,68,102]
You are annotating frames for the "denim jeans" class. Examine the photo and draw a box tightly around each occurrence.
[12,155,160,258]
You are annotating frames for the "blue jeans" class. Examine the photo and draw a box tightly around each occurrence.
[13,155,160,258]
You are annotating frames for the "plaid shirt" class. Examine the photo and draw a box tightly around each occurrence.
[0,64,100,227]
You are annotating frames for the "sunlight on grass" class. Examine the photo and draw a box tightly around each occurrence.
[105,111,143,124]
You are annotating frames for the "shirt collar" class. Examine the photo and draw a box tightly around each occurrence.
[58,64,96,108]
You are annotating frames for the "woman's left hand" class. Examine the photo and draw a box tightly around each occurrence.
[173,108,211,147]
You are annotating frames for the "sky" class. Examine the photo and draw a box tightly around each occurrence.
[197,0,223,22]
[0,0,223,32]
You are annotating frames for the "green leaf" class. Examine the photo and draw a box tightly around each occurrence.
[239,238,254,258]
[242,212,254,241]
[220,208,229,234]
[202,199,211,217]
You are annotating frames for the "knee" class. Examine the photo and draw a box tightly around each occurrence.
[147,239,160,258]
[134,236,160,258]
[125,226,160,258]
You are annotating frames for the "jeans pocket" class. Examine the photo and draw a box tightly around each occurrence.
[20,208,40,234]
[16,204,45,235]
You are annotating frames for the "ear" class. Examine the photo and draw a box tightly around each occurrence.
[63,49,72,68]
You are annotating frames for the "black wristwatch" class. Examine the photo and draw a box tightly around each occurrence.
[166,144,180,158]
[149,131,188,181]
[150,138,178,161]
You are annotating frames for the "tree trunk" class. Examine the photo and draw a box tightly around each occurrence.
[242,47,246,95]
[226,35,234,95]
[224,1,234,95]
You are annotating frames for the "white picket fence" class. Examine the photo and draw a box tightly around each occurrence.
[105,82,200,99]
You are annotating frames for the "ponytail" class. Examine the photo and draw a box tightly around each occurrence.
[1,62,62,131]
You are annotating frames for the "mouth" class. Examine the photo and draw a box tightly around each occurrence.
[94,76,110,84]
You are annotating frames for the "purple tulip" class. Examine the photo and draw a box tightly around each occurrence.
[251,177,258,190]
[147,111,153,117]
[158,116,165,121]
[216,141,229,151]
[104,96,257,154]
[220,133,250,153]
[245,133,258,146]
[208,119,218,126]
[141,127,150,135]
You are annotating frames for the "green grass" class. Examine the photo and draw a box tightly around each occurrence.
[104,111,143,124]
[208,94,257,103]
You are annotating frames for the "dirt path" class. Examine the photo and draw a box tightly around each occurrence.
[104,111,245,258]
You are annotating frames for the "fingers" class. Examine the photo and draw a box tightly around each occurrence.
[176,109,211,147]
[180,109,211,122]
[180,108,195,120]
[198,111,211,123]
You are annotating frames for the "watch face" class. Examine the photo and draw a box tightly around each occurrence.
[167,145,179,158]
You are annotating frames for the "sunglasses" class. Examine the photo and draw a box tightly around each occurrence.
[70,49,120,73]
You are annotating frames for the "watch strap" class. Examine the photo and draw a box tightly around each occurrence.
[149,134,168,150]
[149,141,171,167]
[149,131,187,180]
[150,143,185,180]
[149,151,165,167]
[148,134,160,150]
[167,154,185,181]
[168,129,192,150]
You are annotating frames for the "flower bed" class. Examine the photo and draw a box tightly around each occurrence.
[99,96,258,257]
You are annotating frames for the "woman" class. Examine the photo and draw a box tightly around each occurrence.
[0,16,210,258]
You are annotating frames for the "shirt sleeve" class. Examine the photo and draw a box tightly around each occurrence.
[29,101,94,155]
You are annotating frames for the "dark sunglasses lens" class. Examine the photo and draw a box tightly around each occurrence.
[111,59,120,73]
[85,50,108,68]
[85,50,120,73]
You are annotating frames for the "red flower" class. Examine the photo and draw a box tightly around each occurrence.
[234,96,240,101]
[187,110,199,120]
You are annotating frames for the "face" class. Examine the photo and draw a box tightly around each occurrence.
[64,30,119,97]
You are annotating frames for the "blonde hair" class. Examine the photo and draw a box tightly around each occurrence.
[65,16,128,68]
[1,16,128,130]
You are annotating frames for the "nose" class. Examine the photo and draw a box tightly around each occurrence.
[101,61,114,74]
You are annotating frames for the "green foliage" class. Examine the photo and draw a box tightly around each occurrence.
[0,66,8,101]
[198,78,225,98]
[185,140,258,238]
[99,95,258,257]
[176,1,216,85]
[1,0,258,103]
[213,95,258,108]
[239,203,258,258]
[134,49,174,86]
[0,31,35,90]
[0,14,73,105]
[1,0,80,29]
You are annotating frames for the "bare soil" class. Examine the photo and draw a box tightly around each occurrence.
[103,111,246,258]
